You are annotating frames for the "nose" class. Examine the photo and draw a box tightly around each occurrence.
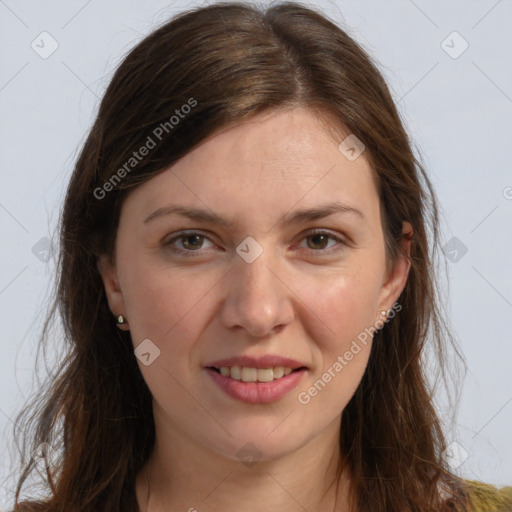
[220,247,295,338]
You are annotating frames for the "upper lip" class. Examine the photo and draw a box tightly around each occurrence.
[204,355,307,370]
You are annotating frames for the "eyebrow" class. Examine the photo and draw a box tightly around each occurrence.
[143,201,365,228]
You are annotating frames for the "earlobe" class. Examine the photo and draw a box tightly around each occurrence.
[97,254,128,328]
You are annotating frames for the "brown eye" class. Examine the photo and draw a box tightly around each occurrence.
[164,231,215,255]
[298,229,347,254]
[306,233,330,250]
[180,234,204,250]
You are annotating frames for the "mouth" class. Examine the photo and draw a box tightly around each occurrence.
[205,364,308,403]
[207,365,307,383]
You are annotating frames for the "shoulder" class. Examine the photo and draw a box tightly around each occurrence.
[464,479,512,511]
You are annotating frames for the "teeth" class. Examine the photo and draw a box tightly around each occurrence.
[217,366,297,382]
[273,367,285,379]
[241,367,258,382]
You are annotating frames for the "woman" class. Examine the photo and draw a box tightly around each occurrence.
[9,1,512,511]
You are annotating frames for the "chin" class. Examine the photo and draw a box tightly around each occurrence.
[206,421,311,463]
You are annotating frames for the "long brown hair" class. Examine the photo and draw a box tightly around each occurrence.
[10,2,473,511]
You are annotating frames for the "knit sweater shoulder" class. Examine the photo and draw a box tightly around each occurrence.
[464,479,512,511]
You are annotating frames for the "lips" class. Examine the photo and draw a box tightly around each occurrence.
[205,366,307,403]
[203,355,308,403]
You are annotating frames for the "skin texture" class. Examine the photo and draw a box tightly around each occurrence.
[98,107,412,511]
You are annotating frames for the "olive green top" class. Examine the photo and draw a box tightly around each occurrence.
[466,479,512,511]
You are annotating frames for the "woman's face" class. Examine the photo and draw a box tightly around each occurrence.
[99,107,411,462]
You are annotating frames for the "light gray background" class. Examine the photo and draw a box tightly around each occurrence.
[1,0,511,508]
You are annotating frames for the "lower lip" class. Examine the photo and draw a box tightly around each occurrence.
[205,368,307,404]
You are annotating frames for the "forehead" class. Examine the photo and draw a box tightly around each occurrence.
[122,107,381,229]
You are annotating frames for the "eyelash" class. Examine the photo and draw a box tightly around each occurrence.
[163,229,348,257]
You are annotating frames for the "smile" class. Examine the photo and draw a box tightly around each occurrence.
[212,365,299,382]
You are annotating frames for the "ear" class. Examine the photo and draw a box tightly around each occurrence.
[377,221,413,315]
[97,254,130,330]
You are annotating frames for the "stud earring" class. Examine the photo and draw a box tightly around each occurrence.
[380,310,387,317]
[116,315,126,325]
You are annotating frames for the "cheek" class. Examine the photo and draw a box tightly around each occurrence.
[120,269,216,405]
[292,270,378,419]
[296,262,382,354]
[124,276,189,335]
[119,259,223,357]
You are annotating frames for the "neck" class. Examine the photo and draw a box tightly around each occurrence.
[135,414,353,512]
